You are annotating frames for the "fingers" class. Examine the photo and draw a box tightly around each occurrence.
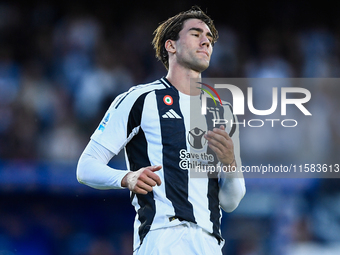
[204,126,231,149]
[150,165,162,172]
[212,125,231,140]
[146,165,162,186]
[134,179,155,194]
[140,166,162,186]
[204,125,234,165]
[127,166,162,194]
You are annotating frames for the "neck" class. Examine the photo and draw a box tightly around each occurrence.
[165,64,202,96]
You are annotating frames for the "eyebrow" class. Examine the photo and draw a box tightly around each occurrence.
[188,27,213,40]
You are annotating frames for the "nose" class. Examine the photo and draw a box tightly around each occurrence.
[201,35,211,48]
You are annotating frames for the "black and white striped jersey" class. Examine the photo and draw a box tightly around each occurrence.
[91,77,243,250]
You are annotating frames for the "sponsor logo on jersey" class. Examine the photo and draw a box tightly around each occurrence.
[98,113,110,131]
[162,109,182,119]
[187,127,206,149]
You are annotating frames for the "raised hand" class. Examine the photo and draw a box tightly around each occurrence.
[204,125,235,166]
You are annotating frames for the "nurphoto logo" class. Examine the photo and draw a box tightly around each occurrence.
[198,79,312,128]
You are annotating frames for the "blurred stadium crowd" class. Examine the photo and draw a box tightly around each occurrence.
[0,1,340,255]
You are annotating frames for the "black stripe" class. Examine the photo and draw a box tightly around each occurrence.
[135,192,156,245]
[205,97,223,242]
[205,98,224,166]
[208,178,223,243]
[156,88,196,224]
[125,91,155,245]
[126,92,151,170]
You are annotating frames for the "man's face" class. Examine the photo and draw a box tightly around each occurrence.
[173,18,213,73]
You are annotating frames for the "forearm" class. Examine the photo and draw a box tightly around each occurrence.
[76,140,130,189]
[218,164,246,212]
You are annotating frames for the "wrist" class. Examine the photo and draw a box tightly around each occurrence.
[229,158,236,166]
[223,157,236,167]
[121,172,132,188]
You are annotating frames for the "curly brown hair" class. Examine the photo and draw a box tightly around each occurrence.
[152,6,218,70]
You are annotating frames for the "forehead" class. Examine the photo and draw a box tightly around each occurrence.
[181,18,211,34]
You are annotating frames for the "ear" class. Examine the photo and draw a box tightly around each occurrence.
[165,39,176,54]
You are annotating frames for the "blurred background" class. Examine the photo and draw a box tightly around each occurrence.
[0,0,340,254]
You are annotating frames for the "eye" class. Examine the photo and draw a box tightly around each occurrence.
[192,34,199,37]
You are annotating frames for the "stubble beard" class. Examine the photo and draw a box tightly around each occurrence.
[179,52,210,73]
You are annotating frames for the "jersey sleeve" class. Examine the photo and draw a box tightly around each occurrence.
[91,85,147,155]
[90,92,131,154]
[77,139,130,189]
[218,102,246,212]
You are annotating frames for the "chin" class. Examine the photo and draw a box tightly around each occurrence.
[194,63,209,73]
[182,58,210,73]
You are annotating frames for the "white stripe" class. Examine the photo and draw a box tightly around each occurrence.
[166,112,175,118]
[161,77,171,88]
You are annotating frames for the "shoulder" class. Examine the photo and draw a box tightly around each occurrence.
[127,79,169,95]
[110,78,170,110]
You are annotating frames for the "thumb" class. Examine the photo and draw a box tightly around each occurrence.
[150,165,162,172]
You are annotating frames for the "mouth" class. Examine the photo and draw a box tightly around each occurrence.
[197,50,209,58]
